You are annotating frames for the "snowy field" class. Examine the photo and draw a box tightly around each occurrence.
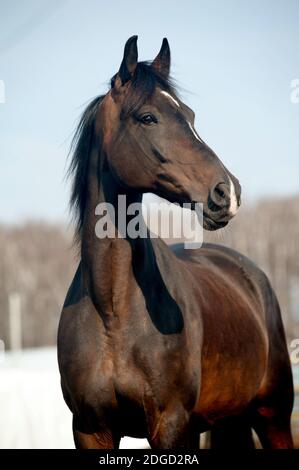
[0,347,148,449]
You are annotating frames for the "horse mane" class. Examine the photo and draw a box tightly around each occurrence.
[68,61,176,243]
[67,95,105,243]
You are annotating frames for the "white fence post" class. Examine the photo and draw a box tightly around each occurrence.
[9,293,22,351]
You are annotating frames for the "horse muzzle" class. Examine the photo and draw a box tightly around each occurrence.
[203,177,242,231]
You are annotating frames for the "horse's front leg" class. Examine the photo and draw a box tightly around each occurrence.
[72,415,121,449]
[148,405,199,450]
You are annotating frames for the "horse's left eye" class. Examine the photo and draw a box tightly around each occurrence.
[139,113,157,125]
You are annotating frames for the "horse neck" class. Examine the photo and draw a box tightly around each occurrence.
[80,145,152,319]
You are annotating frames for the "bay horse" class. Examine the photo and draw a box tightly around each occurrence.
[58,36,294,449]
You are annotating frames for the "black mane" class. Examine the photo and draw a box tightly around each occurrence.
[68,62,176,242]
[67,95,104,242]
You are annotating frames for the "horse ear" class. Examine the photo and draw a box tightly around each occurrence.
[152,38,171,77]
[117,35,138,86]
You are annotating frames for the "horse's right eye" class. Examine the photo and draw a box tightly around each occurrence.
[139,113,157,125]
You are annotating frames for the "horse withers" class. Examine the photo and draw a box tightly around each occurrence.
[58,36,293,449]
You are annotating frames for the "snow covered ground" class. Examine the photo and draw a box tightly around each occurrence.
[0,347,148,449]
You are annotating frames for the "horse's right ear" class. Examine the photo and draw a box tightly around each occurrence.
[113,36,138,89]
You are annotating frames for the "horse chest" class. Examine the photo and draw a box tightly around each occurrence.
[107,325,200,415]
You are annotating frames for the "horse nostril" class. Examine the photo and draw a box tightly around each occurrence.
[208,182,230,212]
[214,185,226,199]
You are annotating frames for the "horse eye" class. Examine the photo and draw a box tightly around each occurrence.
[139,113,157,125]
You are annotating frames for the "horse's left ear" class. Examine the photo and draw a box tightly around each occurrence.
[152,38,171,77]
[115,35,138,87]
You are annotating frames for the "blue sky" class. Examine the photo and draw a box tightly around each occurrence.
[0,0,298,223]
